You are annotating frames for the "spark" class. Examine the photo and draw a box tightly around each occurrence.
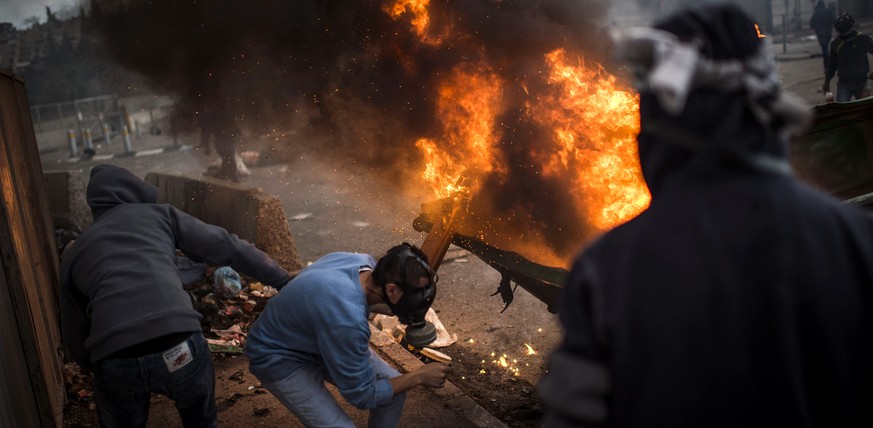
[524,343,537,355]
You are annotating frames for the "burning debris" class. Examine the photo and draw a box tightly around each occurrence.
[89,0,650,266]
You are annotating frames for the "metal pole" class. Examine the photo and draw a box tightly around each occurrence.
[102,123,112,145]
[67,129,77,157]
[76,110,85,148]
[122,125,133,154]
[98,112,110,145]
[783,0,789,54]
[83,129,93,152]
[34,106,43,133]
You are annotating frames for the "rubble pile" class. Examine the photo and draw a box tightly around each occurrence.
[187,266,279,354]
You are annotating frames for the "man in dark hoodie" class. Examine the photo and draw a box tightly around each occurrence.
[59,164,294,428]
[822,12,873,102]
[538,3,873,427]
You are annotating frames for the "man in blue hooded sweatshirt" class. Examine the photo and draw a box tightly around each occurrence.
[60,164,294,428]
[538,3,873,427]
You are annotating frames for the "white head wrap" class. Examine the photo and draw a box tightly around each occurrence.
[610,27,811,141]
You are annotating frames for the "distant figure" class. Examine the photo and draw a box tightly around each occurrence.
[539,3,873,427]
[810,0,836,70]
[199,102,249,182]
[822,13,873,102]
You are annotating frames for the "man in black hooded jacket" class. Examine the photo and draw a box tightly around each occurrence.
[60,164,294,428]
[822,12,873,102]
[538,3,873,427]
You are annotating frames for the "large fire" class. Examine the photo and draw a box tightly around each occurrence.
[390,1,651,267]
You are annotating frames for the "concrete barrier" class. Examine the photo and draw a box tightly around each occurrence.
[144,172,302,272]
[43,170,91,231]
[42,170,301,272]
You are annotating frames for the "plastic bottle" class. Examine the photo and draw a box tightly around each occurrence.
[213,266,242,299]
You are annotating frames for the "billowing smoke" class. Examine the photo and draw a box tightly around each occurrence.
[90,0,614,263]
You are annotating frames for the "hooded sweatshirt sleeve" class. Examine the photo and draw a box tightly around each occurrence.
[168,206,292,288]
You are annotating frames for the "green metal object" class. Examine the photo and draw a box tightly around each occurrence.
[413,215,567,313]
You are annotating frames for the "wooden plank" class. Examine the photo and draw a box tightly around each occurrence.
[12,73,64,427]
[0,70,63,427]
[0,207,42,428]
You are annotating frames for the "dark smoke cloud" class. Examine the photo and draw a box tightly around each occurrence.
[90,0,612,263]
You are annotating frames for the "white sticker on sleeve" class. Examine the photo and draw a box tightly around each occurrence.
[162,341,193,373]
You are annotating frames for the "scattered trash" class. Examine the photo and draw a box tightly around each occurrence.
[207,343,244,354]
[228,370,245,382]
[351,221,370,227]
[373,308,457,348]
[242,300,258,313]
[290,212,313,221]
[420,347,453,363]
[213,266,243,299]
[201,293,217,306]
[224,305,243,318]
[62,362,93,403]
[212,324,247,345]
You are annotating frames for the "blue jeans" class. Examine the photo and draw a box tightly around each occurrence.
[836,81,867,102]
[92,332,217,428]
[261,348,406,428]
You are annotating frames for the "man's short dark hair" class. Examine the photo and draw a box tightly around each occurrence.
[372,243,432,291]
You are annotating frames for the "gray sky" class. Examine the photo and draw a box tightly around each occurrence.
[0,0,81,28]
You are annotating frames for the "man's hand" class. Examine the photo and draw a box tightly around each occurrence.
[415,363,452,388]
[389,362,453,394]
[821,81,830,94]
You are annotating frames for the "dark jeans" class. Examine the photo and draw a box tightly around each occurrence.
[836,81,868,102]
[92,332,217,428]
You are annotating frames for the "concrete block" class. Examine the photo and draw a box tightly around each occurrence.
[144,172,302,271]
[42,170,91,230]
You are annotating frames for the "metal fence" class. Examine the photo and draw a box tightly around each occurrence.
[29,94,125,138]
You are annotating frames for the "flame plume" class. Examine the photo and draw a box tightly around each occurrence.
[401,3,650,265]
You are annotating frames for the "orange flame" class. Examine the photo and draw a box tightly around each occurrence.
[386,0,445,45]
[416,63,503,199]
[755,24,767,38]
[393,2,651,263]
[532,49,650,232]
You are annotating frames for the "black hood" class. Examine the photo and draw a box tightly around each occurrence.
[87,164,158,220]
[637,3,787,195]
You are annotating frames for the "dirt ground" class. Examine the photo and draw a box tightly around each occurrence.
[54,48,832,427]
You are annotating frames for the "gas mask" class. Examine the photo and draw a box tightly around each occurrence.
[835,14,854,36]
[375,244,438,348]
